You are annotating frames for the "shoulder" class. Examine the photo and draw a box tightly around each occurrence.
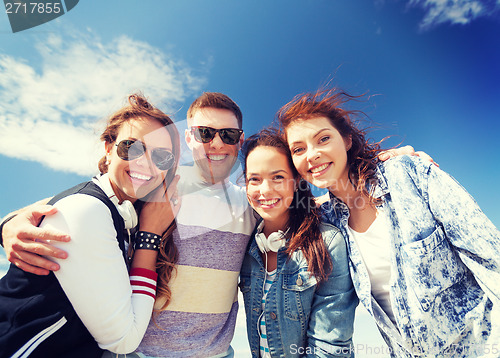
[379,155,433,178]
[376,155,436,194]
[41,193,118,249]
[319,222,350,272]
[47,193,113,227]
[319,222,344,249]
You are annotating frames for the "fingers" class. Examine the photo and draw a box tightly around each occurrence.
[11,258,51,276]
[2,207,70,275]
[9,237,68,260]
[30,204,59,217]
[138,175,181,234]
[378,149,397,161]
[17,225,70,243]
[415,151,440,167]
[26,205,59,226]
[171,196,182,218]
[166,175,180,201]
[8,247,61,274]
[401,145,416,156]
[379,145,416,161]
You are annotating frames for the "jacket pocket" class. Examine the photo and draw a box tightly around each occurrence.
[281,268,317,321]
[401,226,466,311]
[12,316,67,358]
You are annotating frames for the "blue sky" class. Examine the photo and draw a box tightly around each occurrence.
[1,1,499,355]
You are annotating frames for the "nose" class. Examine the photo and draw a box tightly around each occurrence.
[133,151,155,172]
[306,146,320,163]
[209,132,224,149]
[258,179,273,197]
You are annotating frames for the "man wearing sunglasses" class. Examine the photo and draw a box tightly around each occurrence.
[0,92,256,358]
[185,93,245,185]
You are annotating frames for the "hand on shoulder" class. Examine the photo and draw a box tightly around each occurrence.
[1,204,70,275]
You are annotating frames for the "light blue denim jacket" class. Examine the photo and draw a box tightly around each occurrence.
[320,156,500,357]
[239,222,357,358]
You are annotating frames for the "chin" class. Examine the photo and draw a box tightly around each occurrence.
[308,179,328,189]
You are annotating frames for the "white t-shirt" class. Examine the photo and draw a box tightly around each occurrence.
[348,210,396,323]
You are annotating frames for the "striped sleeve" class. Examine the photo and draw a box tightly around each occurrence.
[130,267,158,300]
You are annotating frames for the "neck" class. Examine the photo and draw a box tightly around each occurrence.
[107,175,136,204]
[195,165,229,186]
[262,213,289,237]
[328,177,367,211]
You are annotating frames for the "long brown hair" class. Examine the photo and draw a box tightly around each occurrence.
[241,128,332,283]
[277,88,382,200]
[98,93,179,309]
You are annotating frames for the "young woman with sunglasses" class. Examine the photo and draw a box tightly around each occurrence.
[239,128,357,358]
[277,89,500,357]
[0,94,180,357]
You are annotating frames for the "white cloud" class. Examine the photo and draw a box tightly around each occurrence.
[407,0,499,30]
[0,32,206,176]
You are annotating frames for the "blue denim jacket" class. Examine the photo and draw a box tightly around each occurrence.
[239,222,357,358]
[320,156,500,357]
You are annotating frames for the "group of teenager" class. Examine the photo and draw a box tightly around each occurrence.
[0,88,498,358]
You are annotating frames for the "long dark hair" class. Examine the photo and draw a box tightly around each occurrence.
[277,88,382,200]
[241,128,332,283]
[98,93,179,310]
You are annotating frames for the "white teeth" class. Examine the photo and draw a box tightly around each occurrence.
[129,172,152,181]
[208,154,227,161]
[259,198,279,206]
[310,163,329,173]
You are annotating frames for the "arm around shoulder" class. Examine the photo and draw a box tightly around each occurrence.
[1,200,70,275]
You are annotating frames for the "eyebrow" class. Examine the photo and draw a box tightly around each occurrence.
[247,169,288,176]
[121,137,171,150]
[289,128,331,146]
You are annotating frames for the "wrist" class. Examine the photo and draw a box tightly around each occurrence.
[0,214,17,247]
[137,226,162,236]
[134,231,162,251]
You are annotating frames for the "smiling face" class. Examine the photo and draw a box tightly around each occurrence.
[185,107,243,184]
[246,146,296,230]
[286,116,352,191]
[105,118,173,203]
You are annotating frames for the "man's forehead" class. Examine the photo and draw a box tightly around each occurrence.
[189,107,240,129]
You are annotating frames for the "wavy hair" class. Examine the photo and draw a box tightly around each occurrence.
[98,93,179,310]
[241,128,332,283]
[277,88,382,200]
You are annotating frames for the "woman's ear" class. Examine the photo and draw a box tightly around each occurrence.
[105,141,113,164]
[344,135,352,151]
[105,141,113,154]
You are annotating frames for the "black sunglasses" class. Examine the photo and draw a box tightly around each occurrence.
[115,139,175,171]
[191,126,243,145]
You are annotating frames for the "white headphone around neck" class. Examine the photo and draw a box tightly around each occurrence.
[255,222,289,253]
[93,174,138,230]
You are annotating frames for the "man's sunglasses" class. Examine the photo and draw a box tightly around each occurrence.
[190,126,243,145]
[115,139,175,171]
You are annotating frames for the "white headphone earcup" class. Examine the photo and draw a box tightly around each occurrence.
[267,231,286,252]
[256,232,268,253]
[116,200,138,230]
[93,174,138,230]
[255,231,286,253]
